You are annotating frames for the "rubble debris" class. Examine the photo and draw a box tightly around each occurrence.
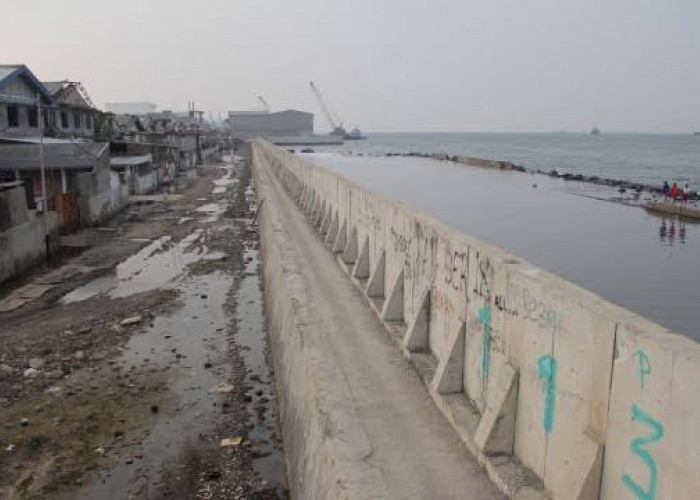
[120,316,143,326]
[220,436,243,447]
[28,358,45,370]
[208,383,235,394]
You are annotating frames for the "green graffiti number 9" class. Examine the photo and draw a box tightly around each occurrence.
[537,355,557,434]
[622,404,664,500]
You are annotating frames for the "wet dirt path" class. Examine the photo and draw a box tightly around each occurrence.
[0,156,287,499]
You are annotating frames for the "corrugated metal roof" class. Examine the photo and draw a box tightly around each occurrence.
[110,154,152,167]
[0,136,77,145]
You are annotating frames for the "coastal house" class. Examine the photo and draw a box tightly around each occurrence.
[109,153,158,195]
[0,64,55,139]
[41,80,98,140]
[0,65,123,229]
[0,182,59,285]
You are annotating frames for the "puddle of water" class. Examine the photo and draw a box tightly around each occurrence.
[62,230,224,304]
[235,245,286,493]
[77,269,234,499]
[213,165,238,194]
[195,203,228,222]
[73,161,286,497]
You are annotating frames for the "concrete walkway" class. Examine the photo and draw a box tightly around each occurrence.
[259,159,503,499]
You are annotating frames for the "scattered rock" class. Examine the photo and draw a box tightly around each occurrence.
[204,362,213,369]
[74,351,85,361]
[28,358,45,370]
[150,404,159,414]
[0,363,14,377]
[220,436,243,447]
[200,294,208,299]
[120,316,142,327]
[110,324,125,334]
[20,418,29,427]
[208,383,235,394]
[43,370,64,379]
[23,368,41,379]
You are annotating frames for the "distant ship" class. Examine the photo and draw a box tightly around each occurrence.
[345,128,367,141]
[591,127,601,136]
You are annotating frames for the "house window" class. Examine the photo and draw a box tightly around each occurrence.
[61,111,69,128]
[73,111,81,128]
[28,107,38,128]
[7,106,19,127]
[85,113,93,129]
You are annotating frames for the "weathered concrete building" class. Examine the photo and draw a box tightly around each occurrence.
[42,80,98,140]
[0,183,59,285]
[0,65,55,138]
[0,65,122,228]
[109,154,158,195]
[228,110,313,139]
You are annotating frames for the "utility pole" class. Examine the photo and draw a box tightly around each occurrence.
[37,94,47,212]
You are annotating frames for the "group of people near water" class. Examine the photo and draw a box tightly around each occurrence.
[662,181,691,203]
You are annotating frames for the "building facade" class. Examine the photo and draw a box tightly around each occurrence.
[228,109,313,139]
[42,81,98,139]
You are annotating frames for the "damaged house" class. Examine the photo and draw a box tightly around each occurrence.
[0,65,123,233]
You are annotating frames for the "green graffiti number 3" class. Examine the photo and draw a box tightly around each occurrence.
[537,355,557,434]
[622,404,664,500]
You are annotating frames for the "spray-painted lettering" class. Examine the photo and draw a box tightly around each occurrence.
[634,349,651,391]
[622,405,664,500]
[537,354,557,434]
[478,305,492,377]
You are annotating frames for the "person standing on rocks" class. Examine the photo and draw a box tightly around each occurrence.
[670,182,679,201]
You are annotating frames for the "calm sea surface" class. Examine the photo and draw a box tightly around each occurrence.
[314,132,700,189]
[304,134,700,340]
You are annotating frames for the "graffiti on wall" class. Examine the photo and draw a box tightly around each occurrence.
[621,348,665,500]
[537,354,557,434]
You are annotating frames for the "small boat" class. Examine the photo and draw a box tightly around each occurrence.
[591,127,601,136]
[344,128,367,140]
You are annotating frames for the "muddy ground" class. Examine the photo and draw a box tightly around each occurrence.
[0,155,287,499]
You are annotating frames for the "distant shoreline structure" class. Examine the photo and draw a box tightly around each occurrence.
[347,150,699,202]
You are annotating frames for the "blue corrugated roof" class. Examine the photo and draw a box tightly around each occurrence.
[0,65,55,106]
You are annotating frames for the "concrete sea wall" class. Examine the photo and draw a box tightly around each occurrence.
[253,139,700,500]
[253,151,388,499]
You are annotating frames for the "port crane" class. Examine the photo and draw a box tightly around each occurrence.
[257,95,270,112]
[309,81,345,136]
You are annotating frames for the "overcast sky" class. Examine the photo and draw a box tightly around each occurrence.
[3,0,698,133]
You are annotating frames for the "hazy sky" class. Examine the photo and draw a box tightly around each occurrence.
[3,0,698,133]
